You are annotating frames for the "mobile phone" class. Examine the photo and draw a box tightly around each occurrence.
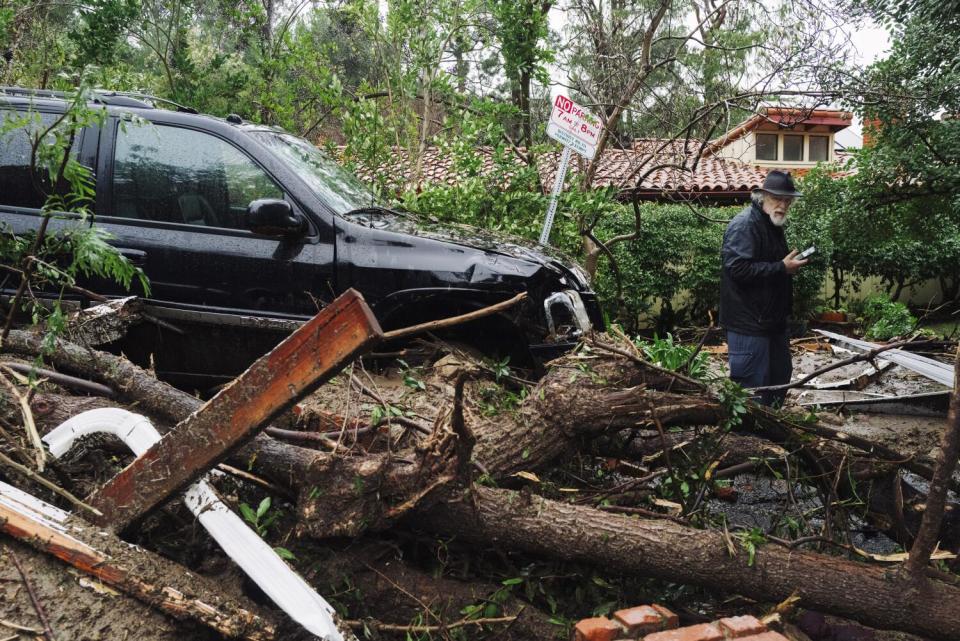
[797,245,816,260]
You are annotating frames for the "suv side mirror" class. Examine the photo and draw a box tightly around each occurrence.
[247,199,305,236]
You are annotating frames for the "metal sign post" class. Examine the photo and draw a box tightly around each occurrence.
[539,146,572,245]
[540,94,601,245]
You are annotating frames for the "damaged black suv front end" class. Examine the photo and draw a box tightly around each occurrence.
[252,126,603,364]
[336,206,604,363]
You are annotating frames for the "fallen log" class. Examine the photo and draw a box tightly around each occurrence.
[422,485,960,641]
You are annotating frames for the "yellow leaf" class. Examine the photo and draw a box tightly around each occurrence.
[651,498,683,515]
[513,471,541,483]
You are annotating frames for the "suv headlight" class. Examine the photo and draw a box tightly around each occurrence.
[543,290,592,338]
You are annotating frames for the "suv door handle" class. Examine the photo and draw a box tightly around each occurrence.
[117,247,147,266]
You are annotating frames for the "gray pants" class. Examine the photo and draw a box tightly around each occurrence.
[727,329,792,406]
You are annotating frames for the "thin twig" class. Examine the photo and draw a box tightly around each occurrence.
[0,450,102,517]
[344,614,518,634]
[752,338,935,393]
[591,338,707,392]
[0,368,45,471]
[683,326,717,375]
[646,400,673,478]
[597,504,689,525]
[7,547,57,641]
[0,618,42,634]
[215,464,293,499]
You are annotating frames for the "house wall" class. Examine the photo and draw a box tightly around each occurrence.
[715,124,838,168]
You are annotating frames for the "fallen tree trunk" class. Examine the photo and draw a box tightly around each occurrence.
[422,485,960,641]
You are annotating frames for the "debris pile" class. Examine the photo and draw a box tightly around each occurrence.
[1,294,959,640]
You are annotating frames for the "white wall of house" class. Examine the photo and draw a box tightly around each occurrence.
[717,126,838,168]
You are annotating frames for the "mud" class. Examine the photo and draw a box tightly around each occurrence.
[0,540,215,641]
[710,345,951,464]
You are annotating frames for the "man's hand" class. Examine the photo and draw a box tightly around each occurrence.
[783,249,809,274]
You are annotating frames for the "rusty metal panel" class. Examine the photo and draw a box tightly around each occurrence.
[87,289,382,532]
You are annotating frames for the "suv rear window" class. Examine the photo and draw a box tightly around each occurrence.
[112,122,284,229]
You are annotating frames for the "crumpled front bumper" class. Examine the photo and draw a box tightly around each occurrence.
[530,289,604,361]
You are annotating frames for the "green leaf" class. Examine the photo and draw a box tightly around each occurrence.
[273,546,296,561]
[239,503,257,525]
[257,497,272,519]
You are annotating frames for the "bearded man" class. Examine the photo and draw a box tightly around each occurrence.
[719,170,808,406]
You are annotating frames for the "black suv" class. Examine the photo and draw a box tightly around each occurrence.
[0,88,602,385]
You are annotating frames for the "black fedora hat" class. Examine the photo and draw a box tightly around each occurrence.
[758,170,802,198]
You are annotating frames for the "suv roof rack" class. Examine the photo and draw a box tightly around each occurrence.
[94,90,199,114]
[0,86,199,114]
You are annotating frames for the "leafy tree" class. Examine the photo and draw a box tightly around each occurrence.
[489,0,553,148]
[836,0,960,302]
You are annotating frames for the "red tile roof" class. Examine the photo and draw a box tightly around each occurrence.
[339,136,851,202]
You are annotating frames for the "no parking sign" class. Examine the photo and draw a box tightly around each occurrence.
[540,95,602,245]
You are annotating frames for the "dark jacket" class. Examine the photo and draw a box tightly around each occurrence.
[719,203,792,335]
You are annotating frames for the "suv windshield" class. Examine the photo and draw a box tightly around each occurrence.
[253,131,381,215]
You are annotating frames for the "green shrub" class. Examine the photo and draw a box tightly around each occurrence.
[861,295,916,340]
[591,203,734,331]
[635,333,709,379]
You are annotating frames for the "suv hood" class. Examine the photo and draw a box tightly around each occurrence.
[340,208,591,290]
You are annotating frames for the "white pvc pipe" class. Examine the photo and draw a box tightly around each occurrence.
[44,409,344,641]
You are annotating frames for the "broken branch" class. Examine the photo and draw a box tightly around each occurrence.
[753,338,935,393]
[0,488,277,640]
[907,346,960,576]
[382,292,527,341]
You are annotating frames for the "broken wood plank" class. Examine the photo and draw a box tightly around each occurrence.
[0,481,276,641]
[86,288,382,532]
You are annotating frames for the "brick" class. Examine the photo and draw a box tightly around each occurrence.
[644,623,723,641]
[574,617,622,641]
[650,604,680,629]
[718,616,766,638]
[613,605,663,636]
[732,633,789,641]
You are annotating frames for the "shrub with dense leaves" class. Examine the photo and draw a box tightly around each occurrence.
[860,295,916,340]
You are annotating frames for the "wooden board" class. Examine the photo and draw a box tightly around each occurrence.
[87,289,382,532]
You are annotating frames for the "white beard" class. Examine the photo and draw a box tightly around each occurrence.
[769,212,787,227]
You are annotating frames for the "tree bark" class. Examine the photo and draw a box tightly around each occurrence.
[423,486,960,641]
